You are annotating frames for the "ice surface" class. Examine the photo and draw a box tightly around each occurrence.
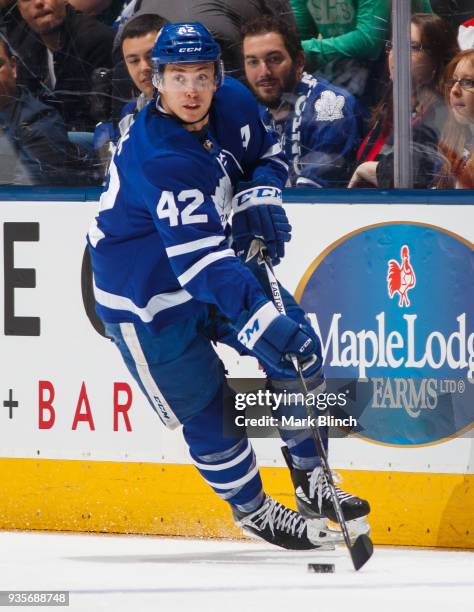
[1,531,473,611]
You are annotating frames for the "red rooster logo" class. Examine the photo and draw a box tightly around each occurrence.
[387,245,416,307]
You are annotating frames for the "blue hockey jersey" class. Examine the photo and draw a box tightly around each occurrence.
[88,76,288,332]
[261,72,363,188]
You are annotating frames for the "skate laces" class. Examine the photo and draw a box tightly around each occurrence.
[307,468,354,512]
[240,497,306,539]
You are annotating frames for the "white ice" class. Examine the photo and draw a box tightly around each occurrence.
[1,531,473,612]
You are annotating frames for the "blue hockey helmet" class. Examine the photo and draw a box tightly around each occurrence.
[152,22,224,88]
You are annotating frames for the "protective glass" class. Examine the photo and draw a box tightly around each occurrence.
[157,68,217,92]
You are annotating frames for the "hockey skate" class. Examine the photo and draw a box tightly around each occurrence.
[282,446,370,542]
[233,495,336,550]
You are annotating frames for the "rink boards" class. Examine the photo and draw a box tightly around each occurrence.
[0,192,472,549]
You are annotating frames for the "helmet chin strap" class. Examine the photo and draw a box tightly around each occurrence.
[177,110,210,126]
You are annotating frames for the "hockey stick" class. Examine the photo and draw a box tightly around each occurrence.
[248,239,373,571]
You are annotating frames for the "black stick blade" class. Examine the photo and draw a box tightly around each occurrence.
[350,534,374,571]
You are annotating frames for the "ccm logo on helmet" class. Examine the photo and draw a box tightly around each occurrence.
[179,47,202,53]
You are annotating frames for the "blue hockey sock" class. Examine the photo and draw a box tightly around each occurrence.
[183,386,265,514]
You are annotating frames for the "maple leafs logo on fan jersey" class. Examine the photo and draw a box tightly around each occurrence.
[314,90,345,122]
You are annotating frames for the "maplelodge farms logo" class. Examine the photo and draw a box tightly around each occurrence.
[295,222,474,445]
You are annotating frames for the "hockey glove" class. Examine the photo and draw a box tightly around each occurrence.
[237,302,322,378]
[232,186,291,266]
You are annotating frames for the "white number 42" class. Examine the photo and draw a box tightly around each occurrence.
[157,189,208,226]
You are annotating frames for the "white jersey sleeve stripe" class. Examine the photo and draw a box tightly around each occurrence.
[296,176,323,188]
[221,147,244,174]
[119,322,180,429]
[166,235,226,258]
[261,142,283,159]
[94,281,192,323]
[192,441,252,471]
[272,157,289,171]
[177,249,236,286]
[88,157,120,248]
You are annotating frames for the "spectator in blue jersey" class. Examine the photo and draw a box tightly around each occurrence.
[241,14,364,188]
[94,13,165,175]
[0,35,87,184]
[88,22,370,550]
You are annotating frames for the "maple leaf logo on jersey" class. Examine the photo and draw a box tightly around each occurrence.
[314,90,345,122]
[211,172,233,227]
[387,245,416,307]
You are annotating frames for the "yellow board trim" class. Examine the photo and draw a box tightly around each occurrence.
[0,458,472,549]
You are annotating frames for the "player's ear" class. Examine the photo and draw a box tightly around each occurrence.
[155,75,164,95]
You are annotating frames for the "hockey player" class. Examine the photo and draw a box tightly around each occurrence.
[242,14,364,188]
[88,22,369,549]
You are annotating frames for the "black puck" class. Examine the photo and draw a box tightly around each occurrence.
[307,563,335,573]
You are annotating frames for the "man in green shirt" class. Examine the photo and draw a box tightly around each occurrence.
[292,0,433,63]
[290,0,433,98]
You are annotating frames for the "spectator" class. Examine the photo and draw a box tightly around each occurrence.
[108,1,297,125]
[115,0,297,78]
[1,2,52,102]
[67,0,124,26]
[242,14,364,188]
[14,0,114,131]
[348,13,459,188]
[431,0,472,29]
[458,17,474,49]
[435,49,474,188]
[0,35,82,184]
[0,0,22,40]
[290,0,433,99]
[118,13,164,129]
[94,13,164,176]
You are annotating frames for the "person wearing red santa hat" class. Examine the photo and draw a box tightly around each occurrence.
[458,18,474,50]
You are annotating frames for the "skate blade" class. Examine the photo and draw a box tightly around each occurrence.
[319,517,371,543]
[242,527,335,551]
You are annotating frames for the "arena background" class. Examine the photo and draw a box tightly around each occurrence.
[0,188,472,549]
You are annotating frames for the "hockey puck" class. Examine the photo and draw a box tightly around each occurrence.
[307,563,335,573]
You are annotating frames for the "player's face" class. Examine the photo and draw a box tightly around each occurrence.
[18,0,67,35]
[122,32,157,99]
[449,57,474,127]
[243,32,303,109]
[158,63,217,131]
[0,44,17,108]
